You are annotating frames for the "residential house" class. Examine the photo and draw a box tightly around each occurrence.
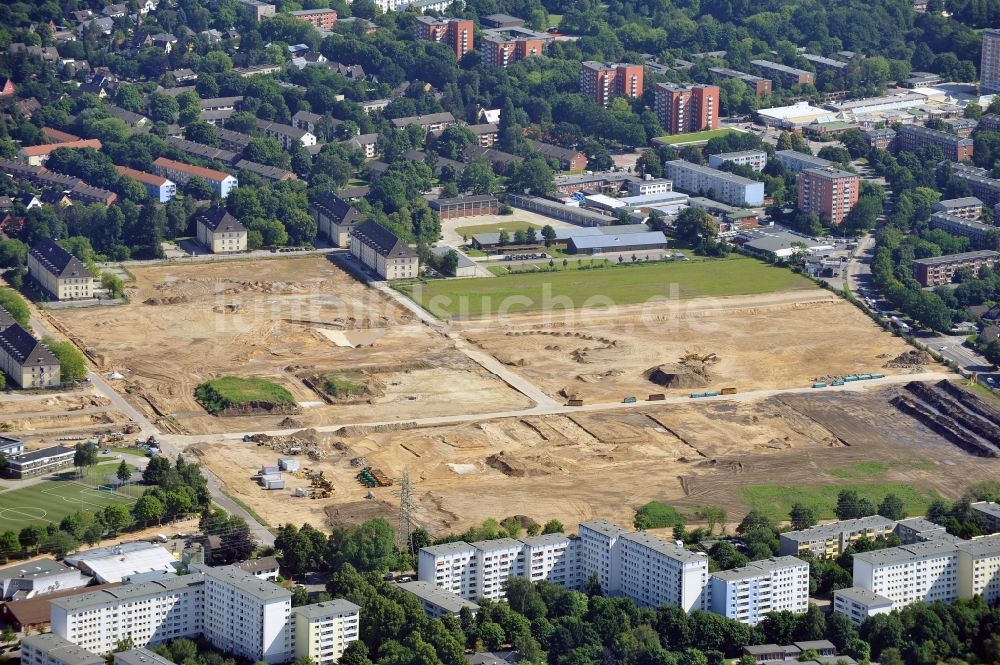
[195,208,248,253]
[27,238,94,301]
[311,192,361,247]
[350,220,419,280]
[0,325,61,389]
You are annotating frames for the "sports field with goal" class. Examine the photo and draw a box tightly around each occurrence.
[0,480,136,532]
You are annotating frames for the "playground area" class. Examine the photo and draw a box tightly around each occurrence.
[0,479,136,532]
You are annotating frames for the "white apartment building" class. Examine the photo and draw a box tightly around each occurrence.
[578,520,627,594]
[21,634,104,665]
[50,574,206,654]
[618,531,709,612]
[627,178,673,196]
[115,649,177,665]
[473,538,526,600]
[521,533,581,589]
[707,150,768,172]
[833,586,894,626]
[709,556,808,624]
[398,580,479,618]
[663,159,765,206]
[957,534,1000,604]
[292,599,360,665]
[853,541,960,609]
[349,220,419,280]
[203,566,293,665]
[972,501,1000,533]
[774,149,832,173]
[418,542,477,598]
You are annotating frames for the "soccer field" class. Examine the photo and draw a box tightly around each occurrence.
[0,480,135,532]
[399,256,814,318]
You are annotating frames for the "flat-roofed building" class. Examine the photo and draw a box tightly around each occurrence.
[114,649,176,665]
[398,581,478,618]
[972,501,1000,532]
[833,586,894,625]
[956,534,1000,603]
[708,67,772,97]
[981,29,1000,94]
[664,160,764,206]
[949,163,1000,207]
[520,532,581,589]
[418,541,477,598]
[912,250,1000,286]
[350,220,419,280]
[481,27,552,68]
[311,192,360,247]
[779,516,895,558]
[581,61,644,107]
[797,167,860,225]
[414,17,473,59]
[289,8,337,28]
[708,149,767,171]
[898,124,974,162]
[756,102,830,128]
[932,196,983,219]
[3,445,73,477]
[237,0,275,21]
[194,207,247,254]
[654,83,719,135]
[28,238,93,300]
[567,231,669,255]
[292,599,360,665]
[0,558,87,600]
[390,112,455,132]
[853,540,960,609]
[710,556,809,624]
[203,566,293,664]
[627,177,673,196]
[750,60,814,87]
[774,149,832,173]
[152,157,237,199]
[861,127,896,150]
[929,211,998,248]
[618,531,709,612]
[0,434,23,455]
[894,518,948,544]
[429,194,500,219]
[21,633,104,665]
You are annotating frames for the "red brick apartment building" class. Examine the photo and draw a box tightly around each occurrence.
[654,83,719,135]
[912,250,1000,287]
[580,62,644,106]
[481,29,551,68]
[415,16,474,59]
[288,8,337,29]
[797,167,860,225]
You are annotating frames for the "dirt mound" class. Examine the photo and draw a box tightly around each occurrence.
[884,349,931,369]
[486,452,553,477]
[144,296,189,305]
[645,363,712,389]
[279,416,304,428]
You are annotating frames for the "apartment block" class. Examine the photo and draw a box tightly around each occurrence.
[912,250,1000,286]
[311,191,360,247]
[708,150,768,172]
[797,167,861,225]
[203,566,293,664]
[949,163,1000,206]
[50,574,206,654]
[418,541,479,598]
[779,516,896,558]
[861,128,896,150]
[750,60,814,87]
[654,83,719,135]
[195,208,247,254]
[114,649,176,665]
[288,8,337,29]
[115,165,176,203]
[832,586,893,626]
[237,0,275,21]
[709,556,809,624]
[853,541,960,609]
[578,520,626,594]
[981,30,1000,94]
[708,67,772,98]
[398,581,479,618]
[618,531,709,612]
[473,538,526,600]
[929,212,998,248]
[581,61,644,107]
[292,599,360,665]
[956,535,1000,603]
[28,239,93,301]
[774,150,832,173]
[18,139,102,166]
[414,17,474,59]
[931,196,983,219]
[256,120,316,149]
[898,125,974,162]
[151,157,237,199]
[972,502,1000,533]
[481,28,551,68]
[349,220,419,280]
[21,634,104,665]
[894,518,948,544]
[520,533,581,589]
[664,159,765,206]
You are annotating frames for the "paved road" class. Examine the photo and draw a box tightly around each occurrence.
[845,234,876,295]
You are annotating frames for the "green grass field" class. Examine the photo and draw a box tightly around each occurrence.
[827,461,888,479]
[0,480,135,532]
[455,220,541,238]
[742,483,939,523]
[654,128,739,145]
[400,256,813,318]
[195,376,296,414]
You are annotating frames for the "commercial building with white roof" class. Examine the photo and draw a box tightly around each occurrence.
[756,102,833,128]
[65,543,178,584]
[664,160,765,206]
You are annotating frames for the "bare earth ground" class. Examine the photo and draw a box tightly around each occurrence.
[182,386,1000,535]
[0,388,131,443]
[459,291,919,402]
[46,257,532,435]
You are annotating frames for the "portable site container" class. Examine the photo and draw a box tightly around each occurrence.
[623,396,637,403]
[265,479,285,490]
[279,458,300,472]
[703,391,719,397]
[870,373,885,379]
[648,393,665,401]
[843,375,859,382]
[812,382,828,388]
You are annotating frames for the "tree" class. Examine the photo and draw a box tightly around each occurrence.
[439,250,459,276]
[147,93,179,124]
[878,494,905,520]
[102,504,132,535]
[509,157,554,195]
[144,456,172,485]
[116,460,131,483]
[220,516,256,563]
[44,337,88,382]
[541,225,556,246]
[479,622,506,651]
[133,494,165,525]
[498,230,510,246]
[332,519,400,572]
[74,442,98,468]
[736,510,772,536]
[543,519,564,534]
[0,288,30,326]
[458,161,498,195]
[674,208,718,244]
[19,524,45,554]
[44,531,79,558]
[790,503,817,530]
[0,627,16,652]
[0,531,18,562]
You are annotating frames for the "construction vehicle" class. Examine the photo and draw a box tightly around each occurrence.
[690,392,706,399]
[123,423,140,434]
[243,434,254,442]
[721,387,737,395]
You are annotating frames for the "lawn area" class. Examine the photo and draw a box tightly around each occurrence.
[194,376,296,415]
[0,479,135,532]
[548,13,563,27]
[400,256,813,318]
[742,483,939,523]
[827,461,888,479]
[654,128,740,145]
[455,220,541,238]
